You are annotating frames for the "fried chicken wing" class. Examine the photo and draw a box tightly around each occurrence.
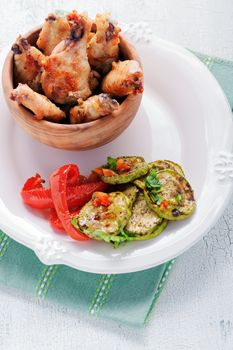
[87,13,120,73]
[10,83,65,122]
[70,93,119,123]
[41,14,92,104]
[36,13,70,56]
[12,37,44,92]
[101,60,143,96]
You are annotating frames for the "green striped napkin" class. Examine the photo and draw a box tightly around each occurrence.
[0,52,232,327]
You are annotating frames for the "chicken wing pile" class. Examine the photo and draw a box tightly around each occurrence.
[10,10,143,124]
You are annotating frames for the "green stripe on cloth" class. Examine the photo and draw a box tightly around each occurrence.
[0,51,232,327]
[194,51,233,109]
[92,260,175,326]
[0,233,11,258]
[35,265,59,300]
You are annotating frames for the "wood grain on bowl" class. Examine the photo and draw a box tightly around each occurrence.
[2,26,143,151]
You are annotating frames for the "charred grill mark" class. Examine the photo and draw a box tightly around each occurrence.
[12,37,29,53]
[46,14,56,22]
[183,181,194,201]
[94,213,101,220]
[187,190,194,201]
[99,93,119,110]
[34,59,41,72]
[100,93,109,100]
[20,37,29,50]
[10,92,17,101]
[110,99,119,108]
[70,23,84,41]
[172,208,181,217]
[122,76,143,93]
[11,44,22,54]
[106,22,115,41]
[134,81,143,93]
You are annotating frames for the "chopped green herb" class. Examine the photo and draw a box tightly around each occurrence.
[150,191,163,205]
[155,194,164,205]
[145,169,162,203]
[145,169,161,190]
[107,156,117,171]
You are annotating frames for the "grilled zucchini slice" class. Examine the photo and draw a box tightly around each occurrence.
[125,191,167,239]
[133,176,147,190]
[149,160,185,176]
[120,184,139,209]
[74,191,131,241]
[144,169,196,220]
[134,160,185,190]
[100,156,149,184]
[131,220,168,241]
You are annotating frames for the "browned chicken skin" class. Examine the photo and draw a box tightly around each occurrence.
[70,93,119,123]
[11,83,65,122]
[41,13,92,104]
[36,13,70,56]
[87,13,120,73]
[101,60,143,97]
[12,36,44,92]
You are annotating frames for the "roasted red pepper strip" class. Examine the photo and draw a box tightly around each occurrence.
[21,187,52,209]
[66,165,79,185]
[21,173,51,209]
[50,208,80,231]
[67,182,109,208]
[21,176,108,209]
[86,171,101,183]
[50,164,90,241]
[76,175,87,185]
[22,173,45,191]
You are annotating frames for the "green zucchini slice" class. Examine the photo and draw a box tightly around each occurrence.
[133,176,147,190]
[149,160,185,176]
[100,156,149,184]
[131,220,168,241]
[134,160,185,190]
[125,191,167,238]
[120,184,139,209]
[144,169,196,220]
[74,191,131,240]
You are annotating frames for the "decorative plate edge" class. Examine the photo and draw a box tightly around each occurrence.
[34,236,68,265]
[214,151,233,181]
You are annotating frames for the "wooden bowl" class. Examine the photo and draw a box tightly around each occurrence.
[2,26,143,150]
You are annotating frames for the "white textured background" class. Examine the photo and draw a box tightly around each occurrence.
[1,0,233,349]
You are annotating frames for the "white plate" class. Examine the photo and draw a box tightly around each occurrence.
[0,35,233,274]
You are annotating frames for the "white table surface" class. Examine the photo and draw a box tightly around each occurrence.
[1,0,233,349]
